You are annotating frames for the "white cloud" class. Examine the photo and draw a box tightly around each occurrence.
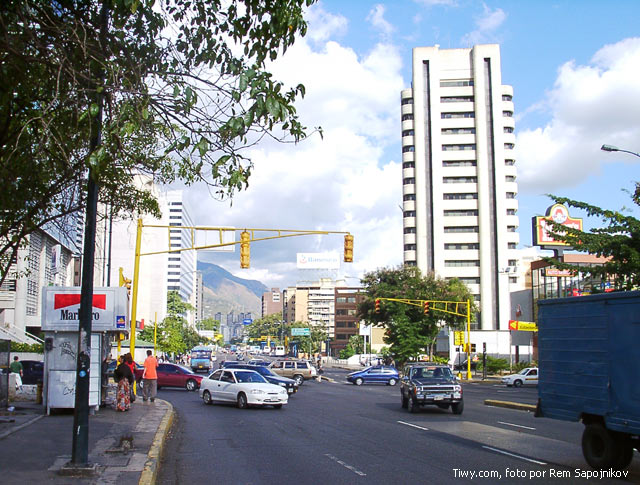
[189,6,405,288]
[366,4,394,42]
[460,4,506,46]
[515,37,640,193]
[305,3,348,43]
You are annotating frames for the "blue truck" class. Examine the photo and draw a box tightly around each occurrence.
[535,291,640,470]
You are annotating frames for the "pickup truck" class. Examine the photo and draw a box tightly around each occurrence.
[535,291,640,470]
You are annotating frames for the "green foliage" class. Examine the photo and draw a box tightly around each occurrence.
[10,342,44,353]
[338,334,364,359]
[0,0,318,284]
[198,318,219,332]
[245,313,284,341]
[358,265,476,368]
[476,356,510,374]
[138,291,204,354]
[512,360,537,372]
[429,355,450,365]
[544,194,640,290]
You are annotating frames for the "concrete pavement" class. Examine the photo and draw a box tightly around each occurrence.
[1,394,174,485]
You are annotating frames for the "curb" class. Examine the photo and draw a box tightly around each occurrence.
[484,399,536,412]
[0,414,44,440]
[138,400,175,485]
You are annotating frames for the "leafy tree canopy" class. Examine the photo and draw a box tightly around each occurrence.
[0,0,318,283]
[544,194,640,290]
[198,317,220,332]
[358,265,476,366]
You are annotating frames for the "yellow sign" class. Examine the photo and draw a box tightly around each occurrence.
[509,320,538,332]
[454,331,465,346]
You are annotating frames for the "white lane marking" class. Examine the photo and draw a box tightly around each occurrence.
[397,420,430,431]
[497,421,536,430]
[325,454,366,476]
[482,445,547,465]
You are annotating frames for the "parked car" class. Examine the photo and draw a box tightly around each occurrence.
[247,359,271,367]
[223,363,298,394]
[136,363,203,391]
[269,360,314,385]
[200,368,288,409]
[347,365,399,386]
[502,367,538,387]
[400,363,464,414]
[2,360,45,385]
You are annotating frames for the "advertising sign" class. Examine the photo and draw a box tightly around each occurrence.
[545,268,575,277]
[296,252,340,269]
[42,286,129,331]
[508,320,538,332]
[243,319,253,325]
[532,204,583,247]
[454,331,465,346]
[291,327,311,336]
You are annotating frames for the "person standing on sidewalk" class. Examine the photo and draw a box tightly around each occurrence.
[142,350,158,402]
[10,356,23,390]
[114,355,133,411]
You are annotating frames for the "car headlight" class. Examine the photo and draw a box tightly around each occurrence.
[453,385,461,392]
[279,388,287,395]
[250,389,265,395]
[278,382,287,387]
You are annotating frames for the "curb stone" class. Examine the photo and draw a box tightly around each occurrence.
[138,399,175,485]
[484,399,536,412]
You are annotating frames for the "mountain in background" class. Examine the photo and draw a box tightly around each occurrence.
[198,260,268,318]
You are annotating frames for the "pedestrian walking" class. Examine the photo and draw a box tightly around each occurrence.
[142,350,158,402]
[9,356,23,391]
[114,356,133,411]
[124,353,137,402]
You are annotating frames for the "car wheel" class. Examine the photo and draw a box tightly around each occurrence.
[401,393,408,409]
[273,404,283,409]
[513,379,523,388]
[185,379,197,392]
[202,390,212,405]
[388,378,397,386]
[451,401,464,415]
[582,424,630,470]
[408,397,418,413]
[294,374,304,386]
[355,377,364,386]
[237,393,248,409]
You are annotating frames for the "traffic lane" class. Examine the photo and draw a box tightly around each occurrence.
[464,381,539,405]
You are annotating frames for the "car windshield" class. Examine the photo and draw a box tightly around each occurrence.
[191,351,211,359]
[518,368,531,375]
[234,371,267,383]
[411,367,453,379]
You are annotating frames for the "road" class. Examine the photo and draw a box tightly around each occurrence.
[157,365,640,484]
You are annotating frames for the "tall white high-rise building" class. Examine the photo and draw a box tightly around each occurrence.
[401,44,519,333]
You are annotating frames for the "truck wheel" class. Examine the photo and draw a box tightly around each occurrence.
[407,397,418,414]
[614,440,634,470]
[451,401,464,415]
[513,379,523,388]
[582,424,624,469]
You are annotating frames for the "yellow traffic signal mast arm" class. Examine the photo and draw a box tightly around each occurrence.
[373,297,473,380]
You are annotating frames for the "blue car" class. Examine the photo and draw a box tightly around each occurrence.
[347,365,399,386]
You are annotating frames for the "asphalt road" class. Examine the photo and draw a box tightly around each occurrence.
[157,366,640,484]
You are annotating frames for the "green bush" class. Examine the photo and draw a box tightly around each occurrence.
[513,361,537,372]
[339,347,355,360]
[476,355,509,374]
[429,355,449,365]
[10,342,44,353]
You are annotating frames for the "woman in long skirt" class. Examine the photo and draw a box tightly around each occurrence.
[114,357,134,411]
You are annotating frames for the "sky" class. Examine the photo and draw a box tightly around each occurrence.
[183,0,640,290]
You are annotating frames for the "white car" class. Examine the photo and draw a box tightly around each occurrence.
[502,367,539,387]
[200,368,288,409]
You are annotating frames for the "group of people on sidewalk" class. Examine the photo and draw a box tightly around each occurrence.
[112,350,159,412]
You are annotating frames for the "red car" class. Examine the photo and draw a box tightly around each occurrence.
[135,362,203,391]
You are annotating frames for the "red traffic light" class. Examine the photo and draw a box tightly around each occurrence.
[375,298,381,313]
[423,301,429,314]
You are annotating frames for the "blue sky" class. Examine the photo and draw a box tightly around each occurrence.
[188,0,640,289]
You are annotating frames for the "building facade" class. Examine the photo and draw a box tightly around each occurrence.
[261,288,283,317]
[401,44,519,333]
[333,287,365,354]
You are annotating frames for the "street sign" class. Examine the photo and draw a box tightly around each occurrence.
[454,331,464,346]
[509,320,538,332]
[243,319,252,325]
[291,327,310,336]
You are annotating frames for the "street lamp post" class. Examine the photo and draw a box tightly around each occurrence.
[601,144,640,159]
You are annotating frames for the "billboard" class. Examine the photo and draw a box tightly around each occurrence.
[532,204,583,247]
[296,252,340,269]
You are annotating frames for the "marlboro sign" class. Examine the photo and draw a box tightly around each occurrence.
[42,286,129,331]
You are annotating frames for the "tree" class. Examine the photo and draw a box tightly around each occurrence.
[339,335,364,360]
[288,321,326,356]
[0,0,318,284]
[198,318,220,332]
[245,312,284,341]
[545,194,640,290]
[139,291,203,354]
[358,265,476,367]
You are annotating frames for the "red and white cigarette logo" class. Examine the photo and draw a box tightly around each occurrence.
[54,294,106,310]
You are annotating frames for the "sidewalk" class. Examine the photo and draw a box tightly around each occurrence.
[0,395,173,485]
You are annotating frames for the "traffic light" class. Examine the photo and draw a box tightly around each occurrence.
[423,301,429,314]
[375,298,380,313]
[240,230,250,268]
[344,234,354,262]
[119,267,131,295]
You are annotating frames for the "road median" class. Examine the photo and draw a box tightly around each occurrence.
[484,399,536,412]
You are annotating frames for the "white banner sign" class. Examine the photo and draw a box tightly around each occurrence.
[296,252,340,269]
